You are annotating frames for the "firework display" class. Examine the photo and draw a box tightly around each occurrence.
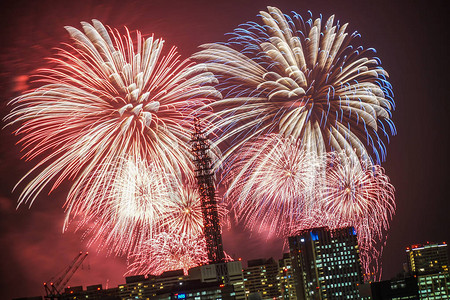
[124,182,231,275]
[320,153,395,236]
[162,184,204,237]
[5,6,398,281]
[193,6,395,164]
[6,19,219,211]
[227,131,395,277]
[227,134,323,237]
[318,153,395,279]
[5,19,222,274]
[126,232,208,276]
[74,156,177,256]
[72,154,230,258]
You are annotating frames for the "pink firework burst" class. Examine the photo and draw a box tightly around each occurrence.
[126,232,208,276]
[163,183,229,237]
[317,153,395,279]
[227,134,323,237]
[163,184,204,237]
[5,19,219,216]
[74,155,177,256]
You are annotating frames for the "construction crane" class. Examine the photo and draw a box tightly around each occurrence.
[43,251,88,299]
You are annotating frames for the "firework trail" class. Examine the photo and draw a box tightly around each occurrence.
[227,134,323,237]
[73,155,229,270]
[163,182,229,236]
[193,6,395,164]
[162,184,204,237]
[126,232,208,276]
[123,182,230,276]
[5,20,220,216]
[317,152,395,279]
[75,156,177,256]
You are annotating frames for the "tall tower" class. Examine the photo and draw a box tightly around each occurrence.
[191,118,225,264]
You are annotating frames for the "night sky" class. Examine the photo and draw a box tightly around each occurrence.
[1,0,449,298]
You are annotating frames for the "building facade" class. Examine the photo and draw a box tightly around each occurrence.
[243,257,280,299]
[417,272,450,299]
[117,270,186,299]
[188,261,245,300]
[370,277,420,300]
[406,242,448,275]
[278,253,296,300]
[288,227,364,300]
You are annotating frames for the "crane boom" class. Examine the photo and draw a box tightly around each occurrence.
[43,251,88,299]
[59,252,88,290]
[53,251,83,289]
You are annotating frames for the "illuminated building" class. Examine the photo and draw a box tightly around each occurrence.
[278,253,296,300]
[118,278,236,300]
[156,280,235,300]
[369,274,450,299]
[406,242,448,275]
[188,261,246,300]
[118,270,186,299]
[370,277,419,299]
[405,242,450,298]
[288,227,364,299]
[417,272,450,299]
[370,241,450,299]
[59,284,119,299]
[243,257,280,299]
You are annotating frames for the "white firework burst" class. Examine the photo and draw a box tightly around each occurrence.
[193,6,395,164]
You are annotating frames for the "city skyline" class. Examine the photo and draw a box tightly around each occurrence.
[1,0,449,299]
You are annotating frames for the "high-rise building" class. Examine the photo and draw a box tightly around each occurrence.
[406,242,448,275]
[243,257,280,299]
[278,253,296,300]
[288,227,364,300]
[404,242,450,299]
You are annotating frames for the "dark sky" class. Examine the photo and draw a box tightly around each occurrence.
[1,0,449,298]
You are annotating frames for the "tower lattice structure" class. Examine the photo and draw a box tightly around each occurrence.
[191,118,225,264]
